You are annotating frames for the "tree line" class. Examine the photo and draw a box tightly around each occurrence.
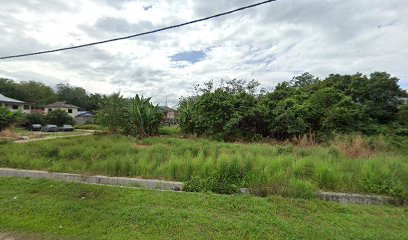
[0,78,102,111]
[178,72,407,141]
[2,72,407,140]
[0,78,162,135]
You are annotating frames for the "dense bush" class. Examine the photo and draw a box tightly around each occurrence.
[97,93,162,137]
[96,93,125,133]
[123,95,162,137]
[0,107,25,131]
[26,113,46,125]
[159,126,181,136]
[184,161,244,194]
[178,72,407,141]
[45,109,74,126]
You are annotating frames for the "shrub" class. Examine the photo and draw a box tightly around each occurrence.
[178,72,407,142]
[287,179,316,199]
[249,179,317,199]
[96,93,126,133]
[97,93,161,137]
[26,113,45,125]
[45,109,74,126]
[0,107,25,131]
[123,95,162,137]
[159,126,181,136]
[75,124,106,130]
[362,166,407,199]
[184,161,244,194]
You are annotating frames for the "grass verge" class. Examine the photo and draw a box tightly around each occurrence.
[0,177,407,240]
[0,135,407,200]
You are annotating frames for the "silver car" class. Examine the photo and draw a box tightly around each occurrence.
[58,125,75,132]
[41,124,58,132]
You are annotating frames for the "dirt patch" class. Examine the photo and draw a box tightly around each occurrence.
[132,143,151,149]
[0,128,19,139]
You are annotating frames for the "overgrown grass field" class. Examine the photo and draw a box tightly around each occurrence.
[0,135,407,199]
[0,177,407,240]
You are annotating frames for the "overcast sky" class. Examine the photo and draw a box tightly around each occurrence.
[0,0,407,106]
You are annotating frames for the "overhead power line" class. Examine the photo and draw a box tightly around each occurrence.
[0,0,277,60]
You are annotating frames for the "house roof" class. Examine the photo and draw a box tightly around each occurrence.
[76,111,95,117]
[0,94,25,104]
[160,106,176,113]
[43,101,79,109]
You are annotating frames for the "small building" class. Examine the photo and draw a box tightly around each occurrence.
[0,93,31,114]
[160,106,177,125]
[75,111,95,125]
[43,101,79,118]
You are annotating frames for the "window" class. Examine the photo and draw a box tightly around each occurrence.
[24,105,30,110]
[12,105,18,110]
[49,108,52,112]
[68,109,73,113]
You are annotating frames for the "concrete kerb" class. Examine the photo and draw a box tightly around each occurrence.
[0,168,398,205]
[0,168,183,191]
[316,191,396,205]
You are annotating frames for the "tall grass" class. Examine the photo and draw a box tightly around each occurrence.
[0,135,406,200]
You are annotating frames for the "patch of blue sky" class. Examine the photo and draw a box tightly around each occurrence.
[170,51,206,64]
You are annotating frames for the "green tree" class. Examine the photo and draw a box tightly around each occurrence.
[269,98,310,139]
[0,78,57,108]
[124,95,162,137]
[85,93,103,111]
[0,107,25,131]
[396,104,408,125]
[96,93,126,133]
[326,72,407,123]
[45,110,74,126]
[179,80,265,141]
[0,78,18,98]
[177,96,196,134]
[56,83,89,110]
[26,113,46,125]
[305,88,365,133]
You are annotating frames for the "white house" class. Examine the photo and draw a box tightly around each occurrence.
[43,101,79,118]
[0,93,31,114]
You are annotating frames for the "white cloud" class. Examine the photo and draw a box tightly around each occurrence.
[0,0,407,106]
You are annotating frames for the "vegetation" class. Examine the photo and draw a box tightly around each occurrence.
[124,95,162,137]
[24,110,74,126]
[0,78,57,109]
[26,112,46,125]
[178,72,407,141]
[97,93,162,137]
[0,178,407,240]
[0,135,406,200]
[44,109,75,126]
[159,126,181,136]
[0,78,103,111]
[74,124,107,131]
[0,107,24,131]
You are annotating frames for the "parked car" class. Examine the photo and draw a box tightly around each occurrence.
[58,125,75,132]
[41,124,58,132]
[26,124,42,131]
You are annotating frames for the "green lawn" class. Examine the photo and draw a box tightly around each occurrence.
[0,177,407,240]
[0,135,407,199]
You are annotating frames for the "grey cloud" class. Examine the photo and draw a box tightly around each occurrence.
[79,17,162,42]
[0,0,406,107]
[99,0,133,9]
[0,0,77,13]
[0,69,61,87]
